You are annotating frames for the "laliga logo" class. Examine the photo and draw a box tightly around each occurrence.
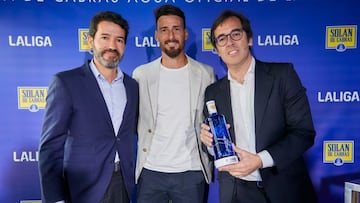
[326,25,357,52]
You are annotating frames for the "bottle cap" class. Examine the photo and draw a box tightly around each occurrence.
[206,100,217,115]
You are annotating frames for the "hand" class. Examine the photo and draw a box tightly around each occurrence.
[200,123,231,147]
[219,145,263,178]
[200,123,213,147]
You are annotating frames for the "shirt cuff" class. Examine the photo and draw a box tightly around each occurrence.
[55,201,65,203]
[257,150,274,168]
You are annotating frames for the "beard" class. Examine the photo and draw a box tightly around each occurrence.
[93,47,123,69]
[163,47,182,58]
[162,40,183,58]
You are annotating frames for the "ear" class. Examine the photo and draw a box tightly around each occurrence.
[155,30,158,41]
[212,48,220,56]
[184,28,189,40]
[88,35,94,49]
[248,37,253,46]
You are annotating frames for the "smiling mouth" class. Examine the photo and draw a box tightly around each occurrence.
[167,42,178,47]
[166,39,179,45]
[106,50,118,55]
[103,51,119,61]
[228,50,238,55]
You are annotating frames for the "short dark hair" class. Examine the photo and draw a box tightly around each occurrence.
[88,11,129,44]
[210,10,253,47]
[154,4,186,29]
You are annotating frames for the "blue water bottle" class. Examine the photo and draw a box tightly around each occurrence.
[205,100,238,168]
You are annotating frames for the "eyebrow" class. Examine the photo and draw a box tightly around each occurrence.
[158,25,182,29]
[217,28,242,37]
[99,33,125,39]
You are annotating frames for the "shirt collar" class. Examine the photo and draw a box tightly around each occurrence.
[89,60,124,82]
[227,57,255,83]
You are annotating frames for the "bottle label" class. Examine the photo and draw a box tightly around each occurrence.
[215,155,239,168]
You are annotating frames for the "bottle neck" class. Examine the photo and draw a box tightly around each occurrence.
[206,100,218,115]
[209,112,217,117]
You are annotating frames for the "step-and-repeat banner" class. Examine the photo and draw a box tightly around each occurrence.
[1,0,359,202]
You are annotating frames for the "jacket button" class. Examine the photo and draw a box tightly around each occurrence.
[148,129,152,133]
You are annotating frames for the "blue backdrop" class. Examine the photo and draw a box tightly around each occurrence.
[0,0,359,202]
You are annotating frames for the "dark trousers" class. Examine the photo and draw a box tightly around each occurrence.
[137,168,206,203]
[231,179,270,203]
[100,170,130,203]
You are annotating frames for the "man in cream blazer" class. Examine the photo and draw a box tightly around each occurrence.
[133,55,215,202]
[133,6,215,203]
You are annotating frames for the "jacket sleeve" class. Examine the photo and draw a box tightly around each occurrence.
[265,63,316,170]
[38,75,71,203]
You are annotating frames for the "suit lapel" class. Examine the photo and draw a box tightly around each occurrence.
[118,74,135,135]
[147,65,160,123]
[218,78,236,142]
[81,63,114,131]
[254,61,273,138]
[189,60,201,123]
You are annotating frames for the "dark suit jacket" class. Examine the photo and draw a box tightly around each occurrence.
[39,62,138,203]
[204,60,317,203]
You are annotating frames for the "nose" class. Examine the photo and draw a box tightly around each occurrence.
[168,30,175,39]
[226,35,235,46]
[108,39,117,49]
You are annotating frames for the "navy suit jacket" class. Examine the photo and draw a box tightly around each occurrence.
[204,60,317,203]
[39,62,138,203]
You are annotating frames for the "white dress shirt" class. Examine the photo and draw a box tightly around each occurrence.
[228,57,274,181]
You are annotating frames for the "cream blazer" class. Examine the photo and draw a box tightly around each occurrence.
[132,55,215,183]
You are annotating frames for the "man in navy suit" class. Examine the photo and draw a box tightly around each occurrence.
[200,10,317,203]
[38,11,138,203]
